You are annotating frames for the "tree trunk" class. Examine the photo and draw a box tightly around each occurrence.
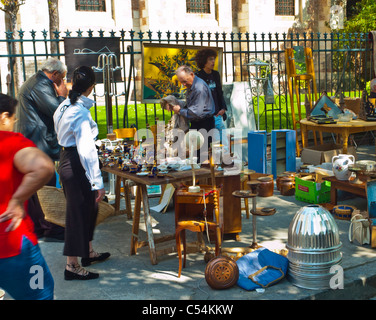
[48,0,59,55]
[1,0,25,97]
[5,10,20,97]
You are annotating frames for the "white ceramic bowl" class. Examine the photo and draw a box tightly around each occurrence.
[357,160,376,172]
[338,113,352,122]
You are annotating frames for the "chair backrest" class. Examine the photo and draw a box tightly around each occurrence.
[113,128,138,146]
[285,46,314,77]
[304,47,315,76]
[285,47,296,78]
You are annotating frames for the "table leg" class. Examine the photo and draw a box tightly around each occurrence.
[123,179,133,219]
[250,197,258,248]
[140,184,158,265]
[130,186,142,255]
[313,131,318,146]
[330,185,338,206]
[342,131,349,154]
[113,176,133,219]
[114,175,121,212]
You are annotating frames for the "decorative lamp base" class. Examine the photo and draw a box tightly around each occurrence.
[188,185,201,193]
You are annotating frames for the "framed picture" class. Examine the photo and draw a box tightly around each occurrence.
[142,43,223,103]
[64,37,122,83]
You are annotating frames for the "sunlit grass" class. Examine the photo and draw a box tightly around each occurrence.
[91,103,172,139]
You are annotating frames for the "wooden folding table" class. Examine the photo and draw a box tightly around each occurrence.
[102,166,241,265]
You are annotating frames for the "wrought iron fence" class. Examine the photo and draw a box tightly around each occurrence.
[0,29,373,135]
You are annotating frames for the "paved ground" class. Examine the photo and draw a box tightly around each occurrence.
[3,145,376,303]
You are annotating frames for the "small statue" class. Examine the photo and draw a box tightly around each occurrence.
[117,157,123,169]
[320,103,332,116]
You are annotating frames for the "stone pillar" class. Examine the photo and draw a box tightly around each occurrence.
[232,0,249,82]
[131,0,149,101]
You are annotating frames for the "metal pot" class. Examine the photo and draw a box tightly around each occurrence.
[287,204,342,290]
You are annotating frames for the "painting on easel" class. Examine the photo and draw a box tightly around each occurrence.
[142,43,223,103]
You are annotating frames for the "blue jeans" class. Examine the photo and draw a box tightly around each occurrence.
[214,115,229,154]
[0,236,54,300]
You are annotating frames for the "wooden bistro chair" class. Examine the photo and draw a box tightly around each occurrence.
[113,127,138,146]
[112,127,139,219]
[285,46,318,156]
[174,185,221,278]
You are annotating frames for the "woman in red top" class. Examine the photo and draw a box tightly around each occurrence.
[0,93,55,300]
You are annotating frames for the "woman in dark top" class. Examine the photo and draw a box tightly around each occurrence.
[195,49,229,154]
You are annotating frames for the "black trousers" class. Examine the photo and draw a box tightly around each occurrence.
[58,147,98,258]
[190,116,215,163]
[190,116,215,132]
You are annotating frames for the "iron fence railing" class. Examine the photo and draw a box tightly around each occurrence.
[0,29,373,135]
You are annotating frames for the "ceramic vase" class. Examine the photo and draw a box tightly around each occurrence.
[332,154,355,181]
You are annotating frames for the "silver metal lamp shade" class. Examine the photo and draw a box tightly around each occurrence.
[287,204,342,290]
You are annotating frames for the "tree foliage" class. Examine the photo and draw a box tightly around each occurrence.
[344,0,376,33]
[0,0,25,29]
[0,0,24,14]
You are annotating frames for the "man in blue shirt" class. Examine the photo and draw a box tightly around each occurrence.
[173,65,215,122]
[173,65,215,121]
[172,66,215,163]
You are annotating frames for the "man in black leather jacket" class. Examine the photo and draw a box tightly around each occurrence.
[15,58,68,240]
[16,58,68,160]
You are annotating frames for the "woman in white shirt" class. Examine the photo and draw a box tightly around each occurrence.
[54,66,109,280]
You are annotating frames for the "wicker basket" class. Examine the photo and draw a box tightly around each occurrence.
[332,205,356,221]
[37,186,115,227]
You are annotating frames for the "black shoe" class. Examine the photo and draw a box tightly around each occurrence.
[64,265,99,281]
[81,252,111,267]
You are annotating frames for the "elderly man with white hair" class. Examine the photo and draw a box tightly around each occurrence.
[16,58,68,158]
[15,57,68,241]
[171,65,215,163]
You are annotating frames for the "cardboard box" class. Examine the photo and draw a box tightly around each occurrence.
[308,162,334,180]
[301,143,357,166]
[295,174,331,204]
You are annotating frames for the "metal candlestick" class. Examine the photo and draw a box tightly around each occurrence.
[92,53,124,134]
[247,59,271,131]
